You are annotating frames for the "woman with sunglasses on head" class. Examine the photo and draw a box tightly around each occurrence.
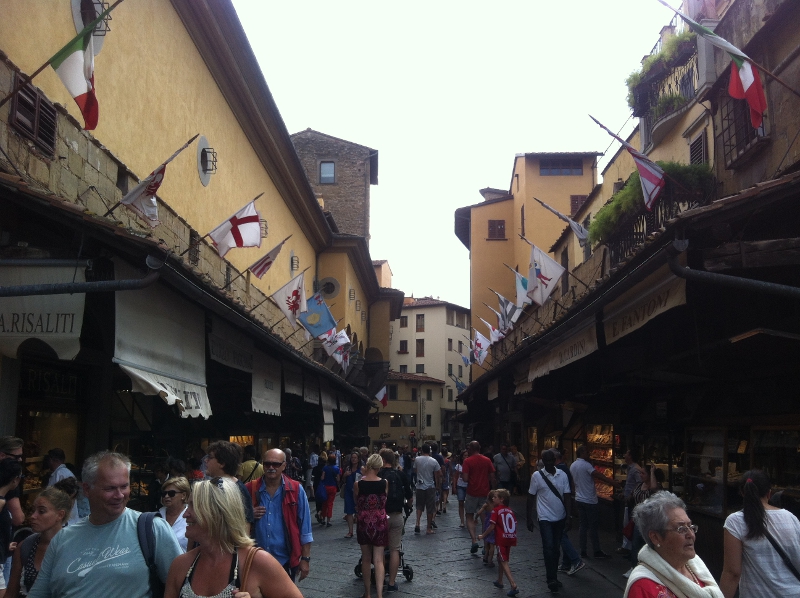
[164,477,301,598]
[720,469,800,598]
[158,476,190,552]
[6,480,75,597]
[623,492,723,598]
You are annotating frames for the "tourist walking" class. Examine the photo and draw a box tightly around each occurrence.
[353,454,389,598]
[413,444,441,535]
[320,454,340,527]
[158,476,190,552]
[462,441,496,554]
[342,452,362,538]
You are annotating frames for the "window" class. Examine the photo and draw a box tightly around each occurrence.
[416,339,424,357]
[319,161,335,184]
[448,363,453,375]
[411,388,418,401]
[488,220,506,239]
[446,310,455,326]
[388,385,398,401]
[720,91,767,168]
[10,76,57,156]
[689,129,708,165]
[426,414,432,427]
[390,414,401,427]
[415,364,425,374]
[458,340,463,353]
[570,195,588,216]
[368,412,379,427]
[448,388,454,402]
[426,389,432,401]
[458,365,463,377]
[399,365,408,373]
[540,158,583,176]
[401,414,416,427]
[399,316,408,328]
[416,314,425,332]
[398,340,408,354]
[188,230,200,267]
[447,338,453,351]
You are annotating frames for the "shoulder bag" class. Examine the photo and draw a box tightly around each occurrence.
[503,454,518,487]
[537,468,564,504]
[763,526,800,583]
[240,546,262,591]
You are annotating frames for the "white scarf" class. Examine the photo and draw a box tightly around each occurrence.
[623,545,723,598]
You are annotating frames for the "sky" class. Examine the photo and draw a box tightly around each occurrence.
[232,1,676,307]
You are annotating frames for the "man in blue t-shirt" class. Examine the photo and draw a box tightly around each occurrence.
[29,451,181,598]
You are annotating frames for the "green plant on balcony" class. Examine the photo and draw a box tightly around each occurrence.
[626,30,696,109]
[654,93,689,119]
[589,161,713,244]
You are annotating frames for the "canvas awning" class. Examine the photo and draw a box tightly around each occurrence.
[113,259,211,418]
[252,351,281,416]
[528,318,599,382]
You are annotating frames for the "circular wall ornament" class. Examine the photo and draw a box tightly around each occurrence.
[197,136,214,187]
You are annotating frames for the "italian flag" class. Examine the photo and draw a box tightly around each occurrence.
[50,28,98,130]
[657,0,767,128]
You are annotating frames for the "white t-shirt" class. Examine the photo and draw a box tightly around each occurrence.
[158,505,189,551]
[570,458,599,505]
[455,464,468,488]
[414,455,441,490]
[48,464,81,525]
[528,468,570,522]
[724,508,800,597]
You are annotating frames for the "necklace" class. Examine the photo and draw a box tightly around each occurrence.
[685,564,700,585]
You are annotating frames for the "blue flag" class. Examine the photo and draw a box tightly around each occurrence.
[450,374,467,393]
[298,292,336,338]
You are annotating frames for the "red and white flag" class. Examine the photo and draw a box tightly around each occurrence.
[590,115,665,210]
[321,328,349,356]
[479,316,505,344]
[527,244,565,307]
[473,330,490,366]
[209,201,262,258]
[376,386,388,407]
[270,271,307,329]
[120,135,198,227]
[248,235,291,279]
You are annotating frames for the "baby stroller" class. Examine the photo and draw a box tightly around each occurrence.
[354,503,414,583]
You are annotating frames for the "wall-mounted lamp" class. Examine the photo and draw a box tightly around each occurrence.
[361,311,367,322]
[290,255,300,271]
[349,288,356,301]
[260,219,268,239]
[200,147,217,174]
[355,300,362,311]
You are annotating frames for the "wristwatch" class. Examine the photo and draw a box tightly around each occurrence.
[300,556,311,562]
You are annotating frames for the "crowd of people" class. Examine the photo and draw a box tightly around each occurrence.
[1,434,799,598]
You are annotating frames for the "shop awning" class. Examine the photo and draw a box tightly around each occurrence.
[488,378,499,401]
[528,318,598,382]
[283,361,303,398]
[0,266,86,360]
[114,259,211,418]
[304,374,320,405]
[252,351,281,416]
[321,383,336,424]
[603,264,686,345]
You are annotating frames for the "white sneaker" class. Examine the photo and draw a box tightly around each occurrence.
[622,568,633,579]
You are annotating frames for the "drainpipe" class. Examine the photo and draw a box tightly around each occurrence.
[0,255,163,297]
[667,239,800,299]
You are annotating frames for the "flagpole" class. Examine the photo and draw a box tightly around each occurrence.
[298,316,343,351]
[225,234,293,288]
[261,266,312,318]
[267,314,287,331]
[0,0,126,110]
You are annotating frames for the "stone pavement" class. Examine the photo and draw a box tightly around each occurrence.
[295,495,632,598]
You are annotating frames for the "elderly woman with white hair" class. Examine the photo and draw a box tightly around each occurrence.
[624,492,723,598]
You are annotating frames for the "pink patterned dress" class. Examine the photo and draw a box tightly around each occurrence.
[355,479,388,546]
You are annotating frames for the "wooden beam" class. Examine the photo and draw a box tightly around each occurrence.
[703,237,800,271]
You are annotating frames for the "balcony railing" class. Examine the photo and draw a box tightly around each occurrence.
[640,50,698,149]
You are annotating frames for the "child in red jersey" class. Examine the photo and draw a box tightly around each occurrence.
[478,488,519,596]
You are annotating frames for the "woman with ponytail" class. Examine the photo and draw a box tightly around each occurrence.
[720,470,800,597]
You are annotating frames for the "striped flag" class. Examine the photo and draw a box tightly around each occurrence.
[376,386,388,407]
[657,0,767,128]
[590,115,665,210]
[507,267,533,308]
[533,197,589,247]
[479,316,505,344]
[248,236,291,279]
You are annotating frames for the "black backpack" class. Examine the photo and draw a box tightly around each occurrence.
[137,512,165,598]
[382,469,410,514]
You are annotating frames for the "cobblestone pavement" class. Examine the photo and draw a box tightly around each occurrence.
[296,495,632,598]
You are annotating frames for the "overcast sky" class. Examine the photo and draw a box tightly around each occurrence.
[232,1,676,307]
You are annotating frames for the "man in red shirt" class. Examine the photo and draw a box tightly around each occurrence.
[461,441,496,554]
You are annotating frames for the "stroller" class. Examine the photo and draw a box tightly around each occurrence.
[354,503,414,583]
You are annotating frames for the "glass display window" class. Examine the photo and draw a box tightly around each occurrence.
[586,424,614,501]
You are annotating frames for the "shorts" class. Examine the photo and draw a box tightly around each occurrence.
[497,544,511,563]
[441,482,450,492]
[457,486,467,501]
[465,493,484,514]
[0,562,6,590]
[416,487,436,513]
[388,512,404,551]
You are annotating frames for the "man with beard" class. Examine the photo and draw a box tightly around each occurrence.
[247,448,313,582]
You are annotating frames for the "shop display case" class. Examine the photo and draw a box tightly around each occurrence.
[684,428,749,517]
[527,427,538,470]
[587,424,614,501]
[751,427,800,493]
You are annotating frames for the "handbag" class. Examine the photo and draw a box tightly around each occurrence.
[622,518,635,540]
[316,481,327,502]
[503,454,518,486]
[240,546,262,591]
[763,526,800,583]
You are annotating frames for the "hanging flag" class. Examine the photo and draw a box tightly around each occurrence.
[484,303,506,332]
[209,201,262,258]
[376,386,388,407]
[450,374,467,393]
[120,134,199,227]
[656,0,767,128]
[533,197,590,247]
[497,292,522,326]
[506,266,533,308]
[527,244,565,307]
[321,328,349,356]
[590,115,665,210]
[333,344,351,373]
[298,292,337,338]
[473,330,490,366]
[479,317,505,344]
[248,235,291,279]
[270,271,307,329]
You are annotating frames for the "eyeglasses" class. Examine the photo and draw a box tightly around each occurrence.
[263,461,286,468]
[160,490,180,498]
[668,524,699,535]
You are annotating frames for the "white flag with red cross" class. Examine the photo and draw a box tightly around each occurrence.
[209,200,262,258]
[270,271,307,329]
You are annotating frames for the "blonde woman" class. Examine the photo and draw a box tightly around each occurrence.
[353,454,389,598]
[158,476,190,551]
[164,477,301,598]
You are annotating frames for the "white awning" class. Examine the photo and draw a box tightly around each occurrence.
[323,423,334,442]
[488,378,499,401]
[208,315,254,372]
[337,396,353,412]
[529,319,599,382]
[114,259,211,418]
[0,266,86,360]
[304,375,320,406]
[320,384,336,423]
[283,361,303,398]
[252,351,281,416]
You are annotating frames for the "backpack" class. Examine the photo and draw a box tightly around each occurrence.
[382,469,410,514]
[137,512,165,598]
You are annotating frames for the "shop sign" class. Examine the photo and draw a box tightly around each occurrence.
[528,321,598,382]
[19,363,81,400]
[0,267,86,360]
[208,333,253,372]
[603,273,686,345]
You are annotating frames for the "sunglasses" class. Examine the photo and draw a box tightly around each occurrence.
[160,490,181,498]
[263,461,285,468]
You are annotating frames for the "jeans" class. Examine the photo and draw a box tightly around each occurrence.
[576,501,601,553]
[560,527,581,568]
[538,518,566,583]
[629,524,646,566]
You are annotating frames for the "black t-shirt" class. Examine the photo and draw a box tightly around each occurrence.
[235,479,255,523]
[0,486,18,561]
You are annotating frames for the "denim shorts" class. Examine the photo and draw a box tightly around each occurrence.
[457,486,467,501]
